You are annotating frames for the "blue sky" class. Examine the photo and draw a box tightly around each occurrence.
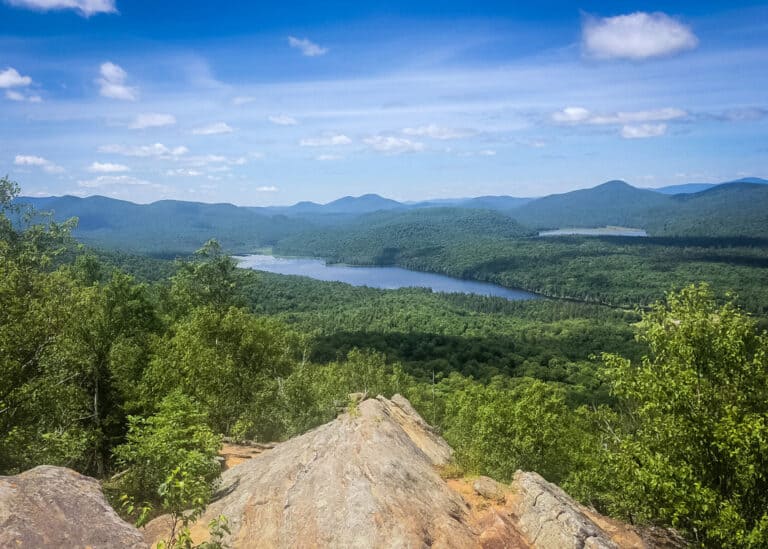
[1,1,766,205]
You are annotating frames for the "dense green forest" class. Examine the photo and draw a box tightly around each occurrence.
[4,176,768,547]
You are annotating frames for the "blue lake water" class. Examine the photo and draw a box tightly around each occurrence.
[538,227,647,237]
[236,254,538,301]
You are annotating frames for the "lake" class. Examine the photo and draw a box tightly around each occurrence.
[538,226,647,237]
[236,254,537,301]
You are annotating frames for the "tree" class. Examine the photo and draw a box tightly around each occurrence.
[601,284,768,546]
[113,390,221,505]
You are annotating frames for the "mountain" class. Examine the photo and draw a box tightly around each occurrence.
[511,180,673,230]
[653,177,768,195]
[648,183,768,237]
[653,183,718,195]
[16,195,310,256]
[458,195,534,210]
[258,193,405,217]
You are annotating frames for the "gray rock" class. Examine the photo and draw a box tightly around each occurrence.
[508,470,618,549]
[473,476,507,502]
[0,465,147,549]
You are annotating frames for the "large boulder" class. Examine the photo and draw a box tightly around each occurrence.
[0,465,147,549]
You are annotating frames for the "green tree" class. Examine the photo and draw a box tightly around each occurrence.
[143,306,298,439]
[113,390,221,504]
[600,284,768,546]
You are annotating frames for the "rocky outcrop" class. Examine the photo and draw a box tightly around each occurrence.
[507,470,619,548]
[0,465,147,549]
[146,394,473,548]
[145,394,670,548]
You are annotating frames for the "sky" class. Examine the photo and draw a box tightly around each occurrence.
[1,0,766,206]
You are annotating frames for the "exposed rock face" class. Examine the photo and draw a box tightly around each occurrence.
[146,394,474,548]
[507,470,619,548]
[0,465,148,549]
[145,394,667,548]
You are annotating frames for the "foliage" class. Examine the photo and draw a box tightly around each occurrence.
[113,390,221,505]
[143,305,300,439]
[595,285,768,546]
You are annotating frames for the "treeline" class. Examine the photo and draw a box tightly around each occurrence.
[3,177,768,547]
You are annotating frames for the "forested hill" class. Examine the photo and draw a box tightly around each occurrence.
[648,182,768,237]
[18,195,311,256]
[510,180,672,230]
[274,207,535,265]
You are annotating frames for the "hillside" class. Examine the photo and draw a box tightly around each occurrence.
[648,183,768,237]
[275,207,535,264]
[17,195,309,256]
[510,180,673,230]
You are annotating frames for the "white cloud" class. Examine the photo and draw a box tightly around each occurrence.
[97,61,137,100]
[232,96,256,106]
[364,136,424,154]
[87,161,129,173]
[621,123,667,139]
[192,122,233,135]
[402,124,474,140]
[14,154,64,173]
[268,114,298,126]
[256,186,278,192]
[299,134,351,147]
[552,106,686,125]
[288,36,328,57]
[78,175,152,188]
[0,67,32,88]
[98,143,189,157]
[166,169,203,177]
[130,113,176,129]
[583,12,698,60]
[316,154,343,161]
[552,107,592,123]
[5,0,116,16]
[5,90,25,101]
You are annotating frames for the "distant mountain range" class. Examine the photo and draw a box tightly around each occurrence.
[16,176,768,255]
[652,177,768,195]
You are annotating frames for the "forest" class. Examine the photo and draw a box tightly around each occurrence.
[3,175,768,548]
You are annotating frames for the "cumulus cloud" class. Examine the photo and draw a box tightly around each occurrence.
[5,0,117,16]
[316,154,343,161]
[129,113,176,129]
[0,67,32,88]
[87,161,129,173]
[582,12,698,60]
[256,186,278,192]
[621,124,667,139]
[97,62,137,100]
[288,36,328,57]
[98,143,189,157]
[402,124,474,140]
[268,115,298,126]
[364,136,424,154]
[299,134,351,147]
[552,106,686,125]
[14,154,64,173]
[192,122,233,135]
[78,175,152,188]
